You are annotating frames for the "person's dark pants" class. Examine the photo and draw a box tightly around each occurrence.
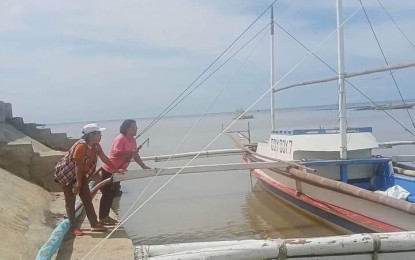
[99,169,115,220]
[62,176,98,229]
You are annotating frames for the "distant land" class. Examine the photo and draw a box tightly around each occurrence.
[275,98,415,112]
[44,98,415,124]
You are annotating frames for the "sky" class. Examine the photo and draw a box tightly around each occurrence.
[1,0,415,124]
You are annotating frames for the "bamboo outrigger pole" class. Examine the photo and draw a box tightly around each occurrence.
[113,161,290,182]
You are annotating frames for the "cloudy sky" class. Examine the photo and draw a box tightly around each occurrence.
[1,0,415,123]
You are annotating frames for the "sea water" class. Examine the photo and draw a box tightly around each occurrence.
[48,107,415,245]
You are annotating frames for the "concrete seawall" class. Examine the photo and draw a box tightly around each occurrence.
[0,122,65,191]
[0,167,56,259]
[0,101,134,259]
[0,101,76,191]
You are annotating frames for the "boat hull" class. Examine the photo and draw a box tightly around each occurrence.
[246,156,415,233]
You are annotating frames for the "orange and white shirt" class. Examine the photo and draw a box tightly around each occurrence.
[72,142,99,173]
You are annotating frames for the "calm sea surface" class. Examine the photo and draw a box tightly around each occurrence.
[48,108,414,245]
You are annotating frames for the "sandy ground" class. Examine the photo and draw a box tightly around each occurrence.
[53,193,135,260]
[0,168,57,259]
[0,167,134,260]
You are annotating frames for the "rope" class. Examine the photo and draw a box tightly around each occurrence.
[81,19,271,260]
[273,7,415,137]
[277,241,287,260]
[123,25,270,241]
[82,3,415,258]
[359,0,415,129]
[370,233,381,260]
[137,0,280,138]
[136,23,271,142]
[377,0,415,50]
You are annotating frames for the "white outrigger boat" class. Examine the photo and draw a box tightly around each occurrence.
[242,0,415,233]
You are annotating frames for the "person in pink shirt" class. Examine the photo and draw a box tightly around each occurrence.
[99,119,150,225]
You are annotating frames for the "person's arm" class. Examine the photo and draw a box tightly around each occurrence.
[133,153,150,169]
[73,164,84,195]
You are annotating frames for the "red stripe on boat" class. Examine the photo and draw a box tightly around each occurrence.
[252,168,403,232]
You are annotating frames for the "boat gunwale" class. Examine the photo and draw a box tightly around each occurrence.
[247,153,415,215]
[252,170,400,233]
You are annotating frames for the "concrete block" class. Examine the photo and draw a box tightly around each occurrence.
[6,117,24,130]
[30,154,63,191]
[34,128,52,139]
[22,123,38,137]
[37,132,77,151]
[0,144,34,179]
[42,136,79,152]
[64,138,79,150]
[0,101,13,122]
[3,103,12,120]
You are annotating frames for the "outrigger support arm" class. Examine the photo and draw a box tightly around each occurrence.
[273,61,415,93]
[378,141,415,148]
[140,148,244,162]
[113,161,290,182]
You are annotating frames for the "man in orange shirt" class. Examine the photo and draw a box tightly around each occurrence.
[99,119,150,225]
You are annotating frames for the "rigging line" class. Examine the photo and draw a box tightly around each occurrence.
[85,84,271,260]
[244,18,370,129]
[82,5,399,258]
[137,23,273,140]
[272,5,362,78]
[346,81,415,137]
[273,22,336,76]
[81,25,271,260]
[359,0,415,129]
[137,24,271,137]
[377,0,415,50]
[124,29,270,229]
[124,27,270,238]
[84,5,366,258]
[122,28,270,236]
[271,7,364,94]
[137,0,280,138]
[273,8,415,142]
[273,18,415,135]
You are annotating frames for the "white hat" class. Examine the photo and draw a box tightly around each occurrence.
[82,123,106,134]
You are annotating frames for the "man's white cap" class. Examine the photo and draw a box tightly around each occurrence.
[82,123,106,134]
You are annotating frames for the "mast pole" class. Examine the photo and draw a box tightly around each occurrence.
[270,6,276,131]
[336,0,347,159]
